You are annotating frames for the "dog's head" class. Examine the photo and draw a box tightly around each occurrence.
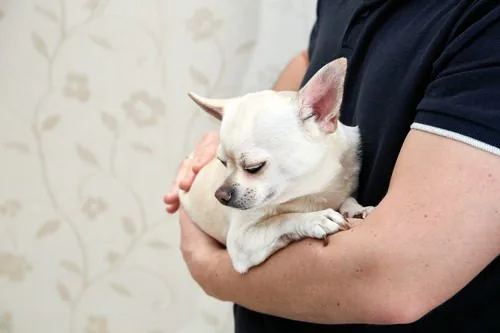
[188,57,347,210]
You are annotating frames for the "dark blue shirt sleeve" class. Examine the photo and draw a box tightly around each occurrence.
[413,7,500,156]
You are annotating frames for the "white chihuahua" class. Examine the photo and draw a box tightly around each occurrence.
[179,58,373,274]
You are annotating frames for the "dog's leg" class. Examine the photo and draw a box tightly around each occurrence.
[227,209,349,273]
[339,197,374,219]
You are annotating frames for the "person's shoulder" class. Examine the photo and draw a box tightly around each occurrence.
[450,0,500,36]
[431,0,500,74]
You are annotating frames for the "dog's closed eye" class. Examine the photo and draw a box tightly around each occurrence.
[217,157,227,167]
[244,162,266,174]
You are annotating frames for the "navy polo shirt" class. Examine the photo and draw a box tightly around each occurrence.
[234,0,500,332]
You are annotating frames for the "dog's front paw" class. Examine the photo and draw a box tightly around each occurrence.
[339,197,374,219]
[302,208,350,241]
[341,205,374,219]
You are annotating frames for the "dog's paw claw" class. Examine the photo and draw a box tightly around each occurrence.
[323,208,351,230]
[322,235,329,246]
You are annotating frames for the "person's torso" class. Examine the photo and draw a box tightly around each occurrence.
[234,0,500,332]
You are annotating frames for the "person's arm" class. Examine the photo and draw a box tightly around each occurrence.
[184,129,500,325]
[272,50,309,91]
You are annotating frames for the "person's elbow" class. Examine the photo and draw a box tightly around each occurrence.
[353,259,443,325]
[316,270,435,325]
[372,295,433,325]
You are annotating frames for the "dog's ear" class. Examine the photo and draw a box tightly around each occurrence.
[298,57,347,133]
[188,92,228,120]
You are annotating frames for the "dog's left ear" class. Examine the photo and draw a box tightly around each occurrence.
[188,92,229,120]
[298,57,347,133]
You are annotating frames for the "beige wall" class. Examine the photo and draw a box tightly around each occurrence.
[0,1,315,332]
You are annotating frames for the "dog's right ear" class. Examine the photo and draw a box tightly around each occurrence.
[188,92,228,120]
[297,57,347,133]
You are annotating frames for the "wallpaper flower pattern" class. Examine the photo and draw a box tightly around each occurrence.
[0,1,315,332]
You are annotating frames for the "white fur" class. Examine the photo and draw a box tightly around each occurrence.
[179,58,373,273]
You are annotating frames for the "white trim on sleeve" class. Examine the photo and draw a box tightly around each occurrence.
[411,122,500,157]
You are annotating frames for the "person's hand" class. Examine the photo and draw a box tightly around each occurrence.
[164,131,220,214]
[177,206,226,290]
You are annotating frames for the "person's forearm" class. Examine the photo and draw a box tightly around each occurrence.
[201,207,419,325]
[272,50,309,91]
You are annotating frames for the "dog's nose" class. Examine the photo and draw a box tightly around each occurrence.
[215,186,234,205]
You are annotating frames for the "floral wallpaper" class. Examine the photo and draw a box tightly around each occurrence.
[0,1,315,332]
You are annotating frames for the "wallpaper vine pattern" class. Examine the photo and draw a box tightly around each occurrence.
[0,1,315,332]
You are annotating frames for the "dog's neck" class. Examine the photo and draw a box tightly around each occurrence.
[295,122,360,196]
[325,122,361,173]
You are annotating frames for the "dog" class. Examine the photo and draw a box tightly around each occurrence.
[179,57,373,274]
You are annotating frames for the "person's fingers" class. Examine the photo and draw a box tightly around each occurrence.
[165,131,220,215]
[165,191,180,214]
[164,156,193,214]
[166,202,180,214]
[179,178,194,191]
[164,193,178,205]
[192,133,219,173]
[179,170,196,191]
[192,148,216,173]
[192,161,205,174]
[165,188,180,214]
[184,132,218,181]
[178,154,197,191]
[169,157,191,189]
[163,194,171,204]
